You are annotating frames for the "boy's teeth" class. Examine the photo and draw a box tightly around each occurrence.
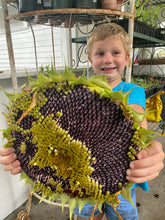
[103,67,115,70]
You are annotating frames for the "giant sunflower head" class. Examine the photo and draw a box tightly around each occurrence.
[1,67,160,220]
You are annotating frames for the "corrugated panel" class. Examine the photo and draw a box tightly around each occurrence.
[0,35,10,71]
[0,10,70,74]
[0,25,70,72]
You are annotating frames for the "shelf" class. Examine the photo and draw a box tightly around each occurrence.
[112,18,165,48]
[138,58,165,65]
[133,32,165,48]
[5,8,133,27]
[72,29,165,49]
[2,0,135,89]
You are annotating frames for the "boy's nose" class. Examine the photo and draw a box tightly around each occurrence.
[103,53,113,63]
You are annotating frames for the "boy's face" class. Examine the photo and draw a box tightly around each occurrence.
[89,36,129,88]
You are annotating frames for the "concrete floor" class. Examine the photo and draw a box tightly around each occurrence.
[4,131,165,220]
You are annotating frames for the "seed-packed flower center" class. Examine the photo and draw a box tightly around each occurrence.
[8,82,140,201]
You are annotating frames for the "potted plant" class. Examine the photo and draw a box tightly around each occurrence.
[92,0,102,9]
[73,0,93,8]
[116,0,123,11]
[41,0,52,10]
[52,0,72,9]
[135,0,163,28]
[101,0,117,10]
[17,0,37,13]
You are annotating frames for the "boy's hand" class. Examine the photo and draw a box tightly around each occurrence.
[126,140,165,183]
[0,147,22,175]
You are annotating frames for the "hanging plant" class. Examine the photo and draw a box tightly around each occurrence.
[135,0,163,28]
[41,0,52,10]
[73,0,93,8]
[52,0,72,9]
[101,0,117,10]
[16,0,38,13]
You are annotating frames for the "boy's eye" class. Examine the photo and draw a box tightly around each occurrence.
[96,52,104,57]
[113,51,120,55]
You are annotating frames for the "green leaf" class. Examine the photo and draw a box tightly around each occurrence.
[48,71,63,83]
[82,69,86,79]
[2,128,11,140]
[37,71,51,86]
[127,106,146,123]
[39,193,48,204]
[120,182,135,209]
[139,127,161,149]
[3,143,12,148]
[87,198,97,206]
[97,200,104,213]
[88,85,105,96]
[49,192,60,202]
[2,113,9,119]
[87,75,110,90]
[72,76,89,86]
[68,198,77,220]
[77,198,89,214]
[27,73,38,89]
[60,194,70,213]
[20,171,34,185]
[111,87,137,105]
[110,90,130,105]
[0,86,24,103]
[27,72,51,90]
[62,66,76,82]
[1,103,10,111]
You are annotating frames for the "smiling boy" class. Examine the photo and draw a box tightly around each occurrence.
[0,23,164,220]
[73,23,165,220]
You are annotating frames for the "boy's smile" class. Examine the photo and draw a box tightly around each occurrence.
[101,66,117,73]
[89,36,129,88]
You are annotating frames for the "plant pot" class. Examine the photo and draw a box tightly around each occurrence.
[52,0,72,9]
[41,0,52,9]
[116,0,122,11]
[73,0,93,8]
[101,0,117,10]
[17,0,37,13]
[92,0,102,9]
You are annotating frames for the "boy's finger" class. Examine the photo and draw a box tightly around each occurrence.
[0,147,15,156]
[0,153,17,165]
[11,167,22,175]
[3,160,21,171]
[137,141,163,159]
[4,164,22,174]
[126,172,159,183]
[130,151,164,169]
[127,162,164,178]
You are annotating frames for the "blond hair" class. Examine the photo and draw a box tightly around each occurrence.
[87,23,130,58]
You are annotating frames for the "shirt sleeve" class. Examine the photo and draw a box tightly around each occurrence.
[127,86,146,110]
[132,182,149,191]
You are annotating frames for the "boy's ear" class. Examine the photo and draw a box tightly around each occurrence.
[88,56,92,65]
[125,54,130,66]
[126,53,130,61]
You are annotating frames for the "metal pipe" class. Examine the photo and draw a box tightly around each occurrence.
[6,8,133,21]
[29,22,38,72]
[86,24,89,80]
[67,27,73,69]
[1,0,18,93]
[126,0,135,83]
[51,26,56,70]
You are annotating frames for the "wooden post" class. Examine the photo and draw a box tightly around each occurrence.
[1,0,18,93]
[67,27,73,69]
[126,0,135,83]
